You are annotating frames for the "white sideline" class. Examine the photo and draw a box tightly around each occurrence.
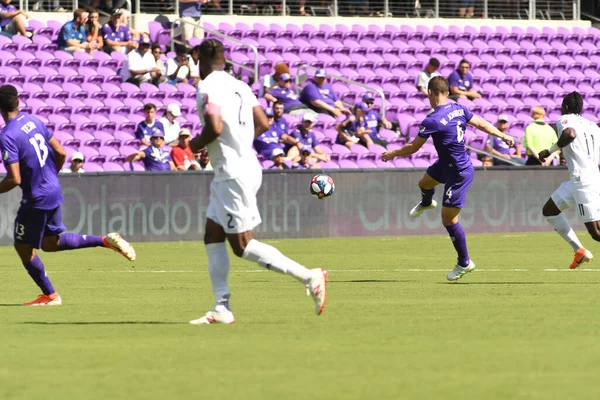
[4,268,600,273]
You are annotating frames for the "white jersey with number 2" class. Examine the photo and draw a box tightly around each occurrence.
[556,114,600,186]
[197,70,261,182]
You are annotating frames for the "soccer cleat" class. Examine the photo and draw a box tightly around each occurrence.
[447,260,476,281]
[306,268,328,315]
[189,308,235,325]
[24,292,62,306]
[409,200,438,218]
[103,232,136,261]
[569,248,593,270]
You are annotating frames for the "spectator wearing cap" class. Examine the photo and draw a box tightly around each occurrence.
[335,102,374,148]
[121,36,161,86]
[160,104,182,146]
[253,107,287,160]
[448,59,481,101]
[135,103,164,146]
[167,44,191,86]
[179,0,211,42]
[289,114,330,163]
[171,128,201,170]
[292,146,317,169]
[264,73,317,118]
[484,115,524,166]
[56,8,90,54]
[188,45,201,87]
[362,92,392,146]
[85,10,103,54]
[61,152,85,173]
[262,62,290,96]
[269,148,289,170]
[101,9,136,54]
[126,131,176,171]
[524,107,558,166]
[417,58,441,95]
[0,0,31,39]
[299,69,350,117]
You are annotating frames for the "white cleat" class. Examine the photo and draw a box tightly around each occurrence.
[189,308,235,325]
[306,268,328,315]
[409,200,438,218]
[447,260,476,281]
[103,232,136,261]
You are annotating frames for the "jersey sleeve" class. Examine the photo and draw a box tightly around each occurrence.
[1,134,19,166]
[417,117,437,139]
[555,116,571,134]
[462,104,474,122]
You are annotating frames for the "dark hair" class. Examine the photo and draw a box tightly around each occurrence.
[144,103,156,112]
[428,76,449,95]
[458,59,470,67]
[0,85,19,113]
[151,44,161,53]
[274,101,284,108]
[175,44,188,56]
[429,58,440,68]
[198,38,225,60]
[562,91,583,115]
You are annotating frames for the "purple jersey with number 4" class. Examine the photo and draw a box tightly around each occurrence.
[0,113,63,209]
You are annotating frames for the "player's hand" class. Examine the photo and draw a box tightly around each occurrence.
[538,149,550,163]
[502,135,514,147]
[381,150,396,162]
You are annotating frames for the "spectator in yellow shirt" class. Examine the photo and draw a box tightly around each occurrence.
[524,107,558,166]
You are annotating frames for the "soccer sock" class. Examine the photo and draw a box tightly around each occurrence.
[206,242,231,310]
[24,255,55,295]
[444,222,470,267]
[420,187,435,207]
[58,233,104,250]
[545,214,583,252]
[242,239,311,282]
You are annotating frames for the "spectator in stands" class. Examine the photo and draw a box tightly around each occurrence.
[188,45,201,87]
[179,0,210,42]
[290,113,330,163]
[102,8,136,54]
[253,107,286,160]
[269,148,289,170]
[271,102,302,159]
[171,128,201,170]
[482,155,493,167]
[524,107,559,166]
[417,58,441,95]
[299,69,350,117]
[362,92,392,146]
[125,131,176,171]
[264,73,318,118]
[198,148,212,170]
[159,103,182,146]
[61,152,85,174]
[459,0,475,17]
[151,44,167,83]
[484,115,524,166]
[85,10,103,53]
[448,59,481,100]
[121,37,160,86]
[57,9,91,53]
[335,102,374,148]
[167,45,191,86]
[135,103,164,146]
[0,0,31,38]
[263,62,290,96]
[292,146,317,169]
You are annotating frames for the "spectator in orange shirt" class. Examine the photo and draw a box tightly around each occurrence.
[171,128,200,170]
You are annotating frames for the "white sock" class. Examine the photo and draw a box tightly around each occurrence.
[242,239,311,282]
[206,242,230,308]
[546,214,583,252]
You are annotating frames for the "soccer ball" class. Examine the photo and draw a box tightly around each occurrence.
[310,174,335,200]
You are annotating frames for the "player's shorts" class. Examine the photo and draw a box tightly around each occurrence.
[14,206,66,248]
[426,161,475,209]
[206,174,262,234]
[551,180,600,223]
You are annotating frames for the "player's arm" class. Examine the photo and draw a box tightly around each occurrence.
[539,127,575,163]
[190,103,224,152]
[381,136,427,162]
[0,162,21,194]
[47,136,67,172]
[468,115,514,145]
[253,105,270,139]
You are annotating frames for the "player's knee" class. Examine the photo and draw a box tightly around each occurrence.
[589,227,600,242]
[230,242,246,258]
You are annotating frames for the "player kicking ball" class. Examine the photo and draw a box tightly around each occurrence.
[0,85,136,306]
[382,76,514,281]
[539,91,600,269]
[188,39,326,325]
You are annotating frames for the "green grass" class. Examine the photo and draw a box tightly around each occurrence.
[1,232,600,399]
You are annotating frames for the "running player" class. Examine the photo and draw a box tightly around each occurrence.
[539,91,600,269]
[0,84,136,306]
[382,76,514,281]
[188,39,327,324]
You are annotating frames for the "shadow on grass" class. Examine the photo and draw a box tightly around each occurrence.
[0,304,23,307]
[21,321,186,325]
[334,279,408,283]
[442,282,600,285]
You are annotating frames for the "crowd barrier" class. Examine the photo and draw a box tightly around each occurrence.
[0,168,577,244]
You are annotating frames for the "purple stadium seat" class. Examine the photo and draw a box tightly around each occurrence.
[338,159,358,169]
[103,162,125,172]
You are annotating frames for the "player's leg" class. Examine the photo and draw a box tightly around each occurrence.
[409,162,443,218]
[584,221,600,242]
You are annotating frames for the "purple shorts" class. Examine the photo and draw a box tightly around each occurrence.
[426,161,475,209]
[14,206,66,248]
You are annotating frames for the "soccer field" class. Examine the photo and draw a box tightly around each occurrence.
[1,232,600,400]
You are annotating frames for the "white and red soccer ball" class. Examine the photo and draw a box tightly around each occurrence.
[310,174,335,200]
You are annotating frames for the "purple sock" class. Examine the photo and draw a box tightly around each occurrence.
[444,222,470,267]
[58,233,104,251]
[420,187,435,207]
[24,255,55,295]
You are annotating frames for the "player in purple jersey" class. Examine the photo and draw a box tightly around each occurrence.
[0,85,136,306]
[382,77,514,281]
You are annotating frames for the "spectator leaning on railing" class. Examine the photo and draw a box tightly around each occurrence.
[0,0,32,38]
[299,69,350,117]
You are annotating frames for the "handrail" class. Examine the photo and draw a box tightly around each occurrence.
[294,64,386,116]
[581,11,600,23]
[170,18,259,84]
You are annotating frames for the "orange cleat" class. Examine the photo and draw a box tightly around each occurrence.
[24,292,62,306]
[102,232,136,261]
[569,248,594,269]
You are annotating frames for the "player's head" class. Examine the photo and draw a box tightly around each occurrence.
[273,102,284,118]
[143,103,156,120]
[0,84,19,121]
[73,8,88,25]
[427,76,449,107]
[197,38,226,79]
[562,91,583,115]
[426,58,440,73]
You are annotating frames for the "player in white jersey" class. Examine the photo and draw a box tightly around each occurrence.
[539,92,600,269]
[187,39,327,324]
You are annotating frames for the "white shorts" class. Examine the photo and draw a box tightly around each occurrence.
[206,174,262,234]
[551,180,600,223]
